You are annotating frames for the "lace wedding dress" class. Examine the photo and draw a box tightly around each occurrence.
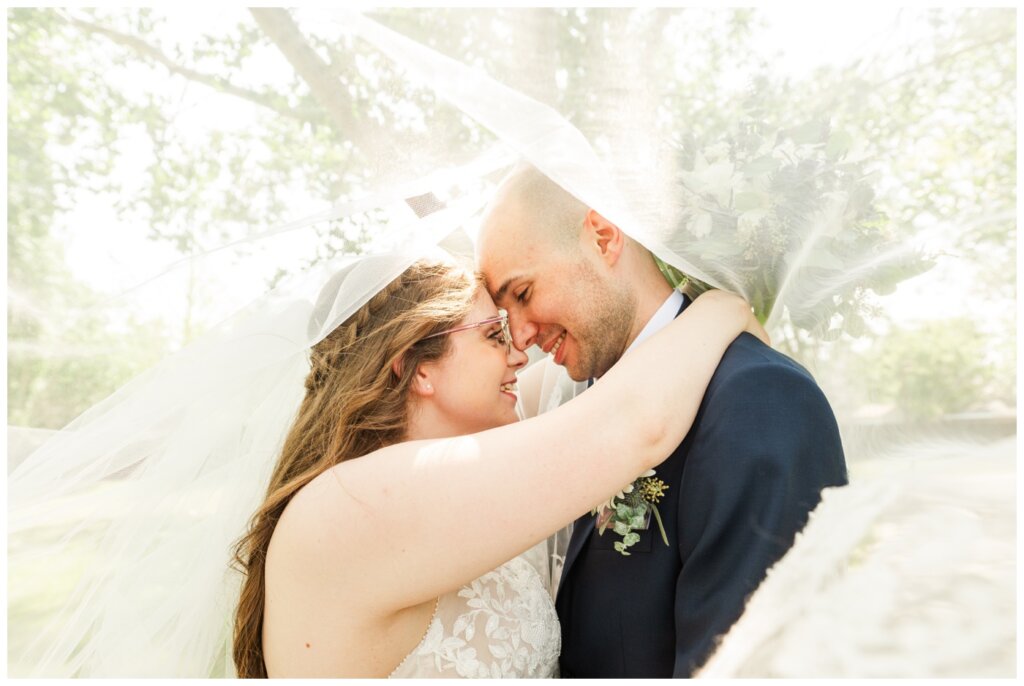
[390,541,562,678]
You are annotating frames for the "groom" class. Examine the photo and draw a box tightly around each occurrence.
[477,164,847,677]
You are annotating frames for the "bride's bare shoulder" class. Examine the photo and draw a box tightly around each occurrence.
[272,457,375,550]
[266,445,414,572]
[262,455,414,677]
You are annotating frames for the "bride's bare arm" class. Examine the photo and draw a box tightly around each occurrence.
[282,290,763,613]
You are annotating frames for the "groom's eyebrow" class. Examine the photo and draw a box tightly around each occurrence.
[492,274,524,304]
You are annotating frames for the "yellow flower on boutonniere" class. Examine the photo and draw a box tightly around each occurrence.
[640,476,669,504]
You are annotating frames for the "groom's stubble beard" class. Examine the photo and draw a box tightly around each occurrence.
[564,260,636,382]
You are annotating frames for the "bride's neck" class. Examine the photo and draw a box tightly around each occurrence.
[403,402,465,442]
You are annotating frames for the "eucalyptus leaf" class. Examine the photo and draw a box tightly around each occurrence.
[790,120,829,145]
[826,130,853,159]
[844,311,866,337]
[742,155,779,176]
[734,191,769,212]
[821,327,844,342]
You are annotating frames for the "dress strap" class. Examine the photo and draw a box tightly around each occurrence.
[387,596,441,679]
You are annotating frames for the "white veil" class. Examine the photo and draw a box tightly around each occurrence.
[8,219,482,676]
[7,8,1015,677]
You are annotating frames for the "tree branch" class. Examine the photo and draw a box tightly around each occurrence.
[62,11,322,125]
[869,29,1015,92]
[822,27,1015,115]
[248,8,365,140]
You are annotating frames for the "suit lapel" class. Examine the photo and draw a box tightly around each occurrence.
[557,292,690,594]
[558,511,595,592]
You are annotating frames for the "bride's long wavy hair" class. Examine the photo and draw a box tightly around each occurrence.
[231,259,480,678]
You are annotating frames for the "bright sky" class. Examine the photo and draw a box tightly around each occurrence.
[755,7,910,79]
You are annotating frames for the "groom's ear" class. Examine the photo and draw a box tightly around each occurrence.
[583,209,625,267]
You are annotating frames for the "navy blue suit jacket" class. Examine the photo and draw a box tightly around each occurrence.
[555,297,847,677]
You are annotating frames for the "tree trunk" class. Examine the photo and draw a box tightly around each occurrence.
[249,8,366,140]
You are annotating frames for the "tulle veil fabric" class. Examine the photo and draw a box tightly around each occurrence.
[6,9,1013,678]
[8,12,653,676]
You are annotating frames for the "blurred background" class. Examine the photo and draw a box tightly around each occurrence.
[8,7,1015,439]
[6,7,1017,676]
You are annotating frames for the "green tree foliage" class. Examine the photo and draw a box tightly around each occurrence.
[7,8,1015,429]
[794,9,1016,298]
[856,318,996,421]
[8,9,171,428]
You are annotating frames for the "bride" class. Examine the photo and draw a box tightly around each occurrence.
[232,258,765,677]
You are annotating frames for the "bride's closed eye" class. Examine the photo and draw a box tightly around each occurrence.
[488,327,509,347]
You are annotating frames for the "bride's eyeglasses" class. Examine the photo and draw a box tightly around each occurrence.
[422,309,512,354]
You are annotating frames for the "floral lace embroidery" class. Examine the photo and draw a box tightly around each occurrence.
[390,556,560,678]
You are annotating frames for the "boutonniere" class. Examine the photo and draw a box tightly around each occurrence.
[592,469,670,555]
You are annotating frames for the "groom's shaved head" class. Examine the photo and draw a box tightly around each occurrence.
[481,162,588,252]
[478,161,672,380]
[476,162,642,380]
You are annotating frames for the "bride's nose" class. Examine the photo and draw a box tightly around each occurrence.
[506,345,528,369]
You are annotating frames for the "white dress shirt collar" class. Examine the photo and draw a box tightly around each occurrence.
[623,289,686,357]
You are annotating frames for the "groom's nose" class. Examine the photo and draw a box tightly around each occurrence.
[509,317,538,351]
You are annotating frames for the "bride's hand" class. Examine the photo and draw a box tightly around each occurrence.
[695,289,770,347]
